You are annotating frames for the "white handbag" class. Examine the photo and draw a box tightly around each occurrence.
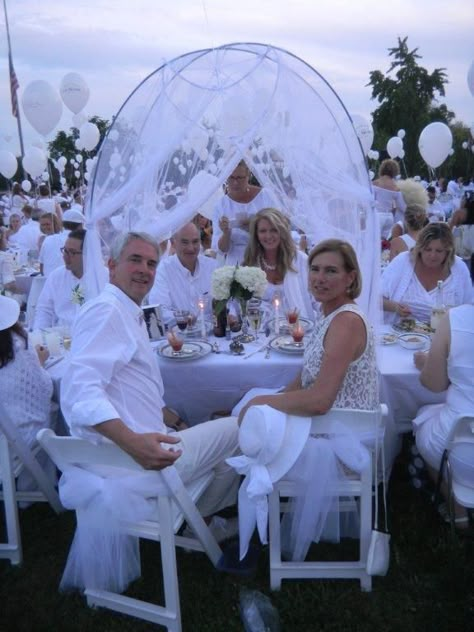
[367,419,391,577]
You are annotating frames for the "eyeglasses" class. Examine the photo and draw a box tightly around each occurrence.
[61,247,82,256]
[227,175,247,181]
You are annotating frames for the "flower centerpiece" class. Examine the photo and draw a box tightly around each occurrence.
[211,265,267,320]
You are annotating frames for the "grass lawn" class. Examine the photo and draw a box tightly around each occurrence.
[1,438,472,631]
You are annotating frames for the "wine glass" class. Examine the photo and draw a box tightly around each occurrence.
[247,305,263,341]
[167,329,185,355]
[174,310,190,335]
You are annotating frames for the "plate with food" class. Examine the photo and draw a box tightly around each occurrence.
[397,333,431,350]
[379,333,398,345]
[392,319,434,335]
[157,340,212,361]
[269,335,306,355]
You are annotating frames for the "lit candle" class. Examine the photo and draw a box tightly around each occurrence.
[274,296,280,334]
[198,297,207,338]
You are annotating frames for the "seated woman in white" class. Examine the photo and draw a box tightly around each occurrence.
[242,207,314,320]
[382,223,472,324]
[413,304,474,529]
[0,295,56,491]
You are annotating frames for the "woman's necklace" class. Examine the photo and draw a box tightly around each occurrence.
[259,255,277,271]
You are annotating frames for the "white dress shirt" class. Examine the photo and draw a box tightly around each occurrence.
[39,231,69,277]
[61,283,166,442]
[33,265,84,329]
[14,220,41,253]
[148,253,218,322]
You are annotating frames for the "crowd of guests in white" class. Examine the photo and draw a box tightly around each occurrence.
[1,159,474,591]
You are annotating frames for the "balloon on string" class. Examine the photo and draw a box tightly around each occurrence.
[351,114,374,155]
[60,72,90,114]
[21,180,32,193]
[467,61,474,97]
[23,147,47,178]
[79,122,100,151]
[74,170,81,178]
[397,129,406,139]
[0,150,18,179]
[372,150,379,160]
[386,136,403,158]
[21,80,63,136]
[57,156,67,171]
[418,122,453,168]
[448,149,454,156]
[462,141,469,149]
[75,154,83,163]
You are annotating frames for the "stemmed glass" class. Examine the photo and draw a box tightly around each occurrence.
[174,310,190,336]
[247,305,263,341]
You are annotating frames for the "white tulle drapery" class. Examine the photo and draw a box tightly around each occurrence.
[83,43,379,322]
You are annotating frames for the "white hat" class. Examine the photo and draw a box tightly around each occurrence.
[62,209,85,223]
[0,295,20,331]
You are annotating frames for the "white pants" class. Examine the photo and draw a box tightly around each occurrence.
[174,416,240,517]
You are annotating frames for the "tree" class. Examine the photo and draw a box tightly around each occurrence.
[368,37,454,177]
[47,116,110,189]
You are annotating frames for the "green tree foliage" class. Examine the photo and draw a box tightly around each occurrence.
[47,116,110,189]
[368,37,455,177]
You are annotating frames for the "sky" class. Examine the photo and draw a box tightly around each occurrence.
[1,0,473,156]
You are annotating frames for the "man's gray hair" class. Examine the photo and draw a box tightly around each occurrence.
[109,232,160,263]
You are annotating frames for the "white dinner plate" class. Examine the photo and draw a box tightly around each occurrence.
[269,335,306,355]
[157,340,212,361]
[266,316,314,335]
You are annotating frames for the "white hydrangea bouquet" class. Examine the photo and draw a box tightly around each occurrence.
[211,265,267,316]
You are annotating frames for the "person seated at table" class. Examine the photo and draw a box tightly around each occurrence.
[211,159,277,265]
[13,205,41,256]
[0,295,57,490]
[426,185,446,223]
[33,229,86,330]
[242,207,314,320]
[372,159,407,238]
[413,304,474,530]
[448,192,474,229]
[148,221,218,324]
[59,231,239,592]
[0,227,20,293]
[38,212,62,252]
[238,239,378,420]
[381,223,472,325]
[38,209,85,277]
[389,204,427,261]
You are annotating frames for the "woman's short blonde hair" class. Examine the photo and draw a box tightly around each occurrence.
[412,222,455,269]
[308,239,362,299]
[378,159,400,178]
[243,208,296,275]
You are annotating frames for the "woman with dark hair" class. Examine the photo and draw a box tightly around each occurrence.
[372,159,407,238]
[0,295,55,488]
[243,207,313,318]
[382,223,472,324]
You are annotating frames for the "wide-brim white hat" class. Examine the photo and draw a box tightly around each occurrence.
[62,209,85,223]
[238,404,311,482]
[0,295,20,331]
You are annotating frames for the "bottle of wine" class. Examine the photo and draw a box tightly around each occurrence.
[430,280,446,331]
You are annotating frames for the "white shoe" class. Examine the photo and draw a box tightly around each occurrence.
[182,516,239,543]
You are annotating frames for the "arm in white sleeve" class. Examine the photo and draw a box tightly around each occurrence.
[33,275,56,329]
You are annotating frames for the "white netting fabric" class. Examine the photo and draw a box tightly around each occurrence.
[84,42,379,322]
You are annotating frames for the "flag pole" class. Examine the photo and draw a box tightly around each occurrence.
[3,0,25,175]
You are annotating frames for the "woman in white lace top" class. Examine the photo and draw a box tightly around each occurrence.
[237,239,378,421]
[0,296,54,473]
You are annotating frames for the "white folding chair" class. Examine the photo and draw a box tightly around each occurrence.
[0,404,63,565]
[268,404,388,592]
[25,275,46,329]
[442,415,474,529]
[36,428,223,632]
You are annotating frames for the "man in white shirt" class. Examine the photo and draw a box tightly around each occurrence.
[33,229,86,329]
[14,205,41,254]
[61,231,238,533]
[38,209,85,277]
[426,186,445,223]
[149,222,218,323]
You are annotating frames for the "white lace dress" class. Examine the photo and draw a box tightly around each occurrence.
[301,304,379,410]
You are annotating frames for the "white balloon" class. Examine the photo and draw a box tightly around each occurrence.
[109,152,122,169]
[351,114,374,155]
[72,112,88,128]
[74,170,81,178]
[85,158,94,171]
[397,129,406,139]
[448,148,454,156]
[368,169,375,180]
[60,176,66,185]
[32,139,45,150]
[372,150,379,160]
[462,141,469,149]
[22,80,63,136]
[41,171,50,181]
[23,147,47,178]
[21,179,32,192]
[79,122,100,151]
[468,61,474,98]
[60,72,90,114]
[57,156,67,170]
[0,150,18,179]
[418,122,453,168]
[75,154,83,163]
[386,136,403,158]
[398,149,405,159]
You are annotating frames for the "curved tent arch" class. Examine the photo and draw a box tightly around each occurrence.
[83,42,379,322]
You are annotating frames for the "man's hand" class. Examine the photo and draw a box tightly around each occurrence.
[127,432,182,470]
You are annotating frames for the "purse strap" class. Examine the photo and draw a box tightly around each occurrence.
[373,409,389,533]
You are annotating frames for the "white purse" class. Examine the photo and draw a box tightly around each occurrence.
[367,419,391,577]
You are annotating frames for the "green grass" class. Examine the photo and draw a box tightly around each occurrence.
[1,440,472,632]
